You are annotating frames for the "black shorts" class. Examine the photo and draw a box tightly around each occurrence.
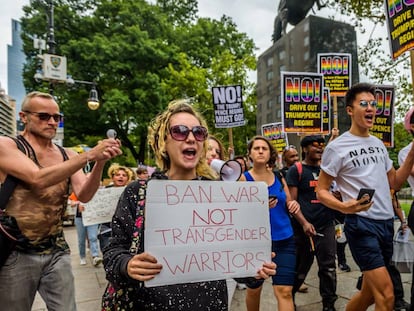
[247,236,296,289]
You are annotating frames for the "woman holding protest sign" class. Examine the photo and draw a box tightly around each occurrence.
[102,100,276,310]
[98,163,134,253]
[239,135,313,311]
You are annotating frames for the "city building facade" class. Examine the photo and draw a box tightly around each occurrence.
[256,15,359,147]
[8,19,26,119]
[0,86,17,136]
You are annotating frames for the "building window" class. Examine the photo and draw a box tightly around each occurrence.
[267,71,274,81]
[304,51,309,61]
[304,35,309,46]
[276,109,281,118]
[280,64,286,73]
[304,21,309,32]
[267,57,273,67]
[267,99,274,109]
[279,50,286,60]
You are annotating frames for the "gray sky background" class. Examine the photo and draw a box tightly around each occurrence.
[0,0,384,93]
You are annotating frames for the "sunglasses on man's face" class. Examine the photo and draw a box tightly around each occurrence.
[359,100,378,108]
[24,111,63,122]
[169,125,208,142]
[311,141,325,148]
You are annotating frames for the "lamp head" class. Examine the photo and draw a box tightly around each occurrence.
[34,69,44,83]
[66,75,75,86]
[87,85,99,110]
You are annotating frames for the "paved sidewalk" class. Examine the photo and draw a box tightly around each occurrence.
[32,223,412,311]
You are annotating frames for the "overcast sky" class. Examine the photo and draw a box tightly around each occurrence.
[0,0,380,93]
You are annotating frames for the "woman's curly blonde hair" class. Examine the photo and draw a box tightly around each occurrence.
[107,163,134,182]
[148,99,216,179]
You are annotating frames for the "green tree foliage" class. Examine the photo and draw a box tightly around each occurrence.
[390,122,413,168]
[20,0,257,166]
[333,0,384,20]
[325,0,413,116]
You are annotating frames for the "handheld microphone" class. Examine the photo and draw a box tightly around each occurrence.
[106,129,117,139]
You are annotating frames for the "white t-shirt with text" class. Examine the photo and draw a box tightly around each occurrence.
[321,131,393,220]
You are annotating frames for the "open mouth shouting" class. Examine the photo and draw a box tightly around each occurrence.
[183,147,197,160]
[365,113,375,125]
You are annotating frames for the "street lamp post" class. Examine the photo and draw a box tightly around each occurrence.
[46,0,55,54]
[33,0,100,109]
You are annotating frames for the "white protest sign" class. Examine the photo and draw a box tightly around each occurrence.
[144,180,271,287]
[82,186,125,226]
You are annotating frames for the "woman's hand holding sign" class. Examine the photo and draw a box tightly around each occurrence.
[127,252,162,282]
[255,252,277,280]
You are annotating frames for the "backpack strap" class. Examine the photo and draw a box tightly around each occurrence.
[273,170,285,192]
[0,137,27,210]
[294,161,303,182]
[274,170,284,184]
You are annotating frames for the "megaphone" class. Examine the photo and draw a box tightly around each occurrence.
[210,159,242,181]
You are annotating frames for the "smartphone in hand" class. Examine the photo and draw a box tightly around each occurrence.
[268,195,278,207]
[357,188,375,204]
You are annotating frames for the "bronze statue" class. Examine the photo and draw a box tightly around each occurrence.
[273,0,326,42]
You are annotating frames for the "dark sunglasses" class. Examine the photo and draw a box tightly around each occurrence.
[359,100,377,108]
[169,125,208,142]
[24,111,63,122]
[311,141,325,148]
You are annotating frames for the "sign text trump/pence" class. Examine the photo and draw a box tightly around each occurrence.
[144,180,271,287]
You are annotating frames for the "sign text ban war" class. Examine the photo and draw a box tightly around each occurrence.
[144,180,271,287]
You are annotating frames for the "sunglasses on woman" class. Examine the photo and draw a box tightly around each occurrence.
[169,125,208,141]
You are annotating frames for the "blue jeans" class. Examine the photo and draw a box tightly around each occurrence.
[75,217,100,258]
[98,222,111,252]
[0,250,76,311]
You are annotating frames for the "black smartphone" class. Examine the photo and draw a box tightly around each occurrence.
[269,195,277,200]
[357,188,375,204]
